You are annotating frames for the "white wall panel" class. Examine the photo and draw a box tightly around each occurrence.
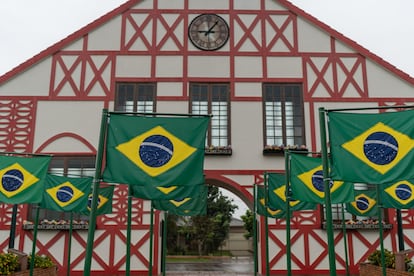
[156,56,183,77]
[34,101,103,152]
[116,55,151,77]
[0,57,52,96]
[297,18,331,53]
[158,0,184,9]
[88,16,122,51]
[234,82,262,97]
[267,56,302,78]
[157,101,187,114]
[265,0,287,11]
[234,56,262,78]
[188,56,230,78]
[366,60,414,97]
[234,0,261,10]
[62,38,83,51]
[157,82,182,97]
[188,0,229,10]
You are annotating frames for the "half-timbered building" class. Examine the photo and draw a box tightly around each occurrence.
[1,0,414,274]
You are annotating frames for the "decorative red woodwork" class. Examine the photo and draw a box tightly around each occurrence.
[0,99,35,153]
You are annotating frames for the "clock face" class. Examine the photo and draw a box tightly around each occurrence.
[188,14,229,51]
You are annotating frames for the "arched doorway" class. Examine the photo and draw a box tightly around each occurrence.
[164,176,255,274]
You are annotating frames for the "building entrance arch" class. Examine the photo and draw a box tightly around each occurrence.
[204,176,253,213]
[164,173,257,274]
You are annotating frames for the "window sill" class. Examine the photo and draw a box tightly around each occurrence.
[205,148,232,155]
[262,149,308,155]
[23,221,89,230]
[322,222,393,230]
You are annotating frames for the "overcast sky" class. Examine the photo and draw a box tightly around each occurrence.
[0,0,414,77]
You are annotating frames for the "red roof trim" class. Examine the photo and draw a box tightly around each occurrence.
[1,0,413,86]
[0,0,140,84]
[278,0,414,85]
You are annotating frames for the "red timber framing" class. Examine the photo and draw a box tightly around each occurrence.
[0,0,414,275]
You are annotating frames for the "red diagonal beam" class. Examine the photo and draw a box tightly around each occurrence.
[233,14,262,51]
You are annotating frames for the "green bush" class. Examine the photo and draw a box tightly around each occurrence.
[368,249,413,271]
[0,253,19,275]
[368,249,396,268]
[28,254,55,269]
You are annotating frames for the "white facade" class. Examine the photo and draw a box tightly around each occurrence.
[0,0,413,274]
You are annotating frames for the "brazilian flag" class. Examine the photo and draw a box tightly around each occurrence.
[103,114,209,194]
[0,155,51,204]
[256,186,286,219]
[82,186,114,216]
[328,110,414,184]
[130,182,205,200]
[152,185,207,216]
[381,180,414,209]
[346,190,377,217]
[40,174,91,212]
[290,154,354,204]
[267,173,316,211]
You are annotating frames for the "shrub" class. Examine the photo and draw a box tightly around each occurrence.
[0,253,19,275]
[368,249,413,271]
[28,254,54,269]
[368,248,396,268]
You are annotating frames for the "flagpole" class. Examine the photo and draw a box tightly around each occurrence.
[264,174,270,276]
[148,202,154,276]
[285,152,292,276]
[67,212,74,276]
[376,185,386,276]
[253,184,258,276]
[341,204,350,276]
[126,186,132,276]
[162,212,167,276]
[319,107,337,275]
[29,205,40,276]
[84,109,109,276]
[8,204,18,249]
[396,209,405,251]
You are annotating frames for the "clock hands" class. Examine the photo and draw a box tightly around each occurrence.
[205,21,218,35]
[198,21,219,35]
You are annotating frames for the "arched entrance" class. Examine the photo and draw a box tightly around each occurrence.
[164,175,256,274]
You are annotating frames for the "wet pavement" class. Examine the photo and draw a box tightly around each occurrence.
[166,256,254,275]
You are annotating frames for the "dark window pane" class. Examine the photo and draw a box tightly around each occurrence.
[115,83,156,112]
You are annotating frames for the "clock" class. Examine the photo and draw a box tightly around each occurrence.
[188,14,230,51]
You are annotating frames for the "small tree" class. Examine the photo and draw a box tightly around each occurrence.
[241,209,254,240]
[171,185,237,255]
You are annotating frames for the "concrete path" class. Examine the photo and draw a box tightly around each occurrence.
[166,256,254,275]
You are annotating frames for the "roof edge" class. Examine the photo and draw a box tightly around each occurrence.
[2,0,413,86]
[0,0,139,84]
[278,0,414,85]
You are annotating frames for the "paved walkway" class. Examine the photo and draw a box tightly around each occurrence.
[166,257,254,275]
[164,257,358,275]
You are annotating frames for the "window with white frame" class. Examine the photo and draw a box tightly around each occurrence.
[263,83,305,149]
[115,82,156,112]
[190,83,230,151]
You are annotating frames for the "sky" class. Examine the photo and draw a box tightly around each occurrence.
[0,1,413,217]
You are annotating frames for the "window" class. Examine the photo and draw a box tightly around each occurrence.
[115,82,156,112]
[263,84,305,150]
[190,83,231,154]
[26,156,96,229]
